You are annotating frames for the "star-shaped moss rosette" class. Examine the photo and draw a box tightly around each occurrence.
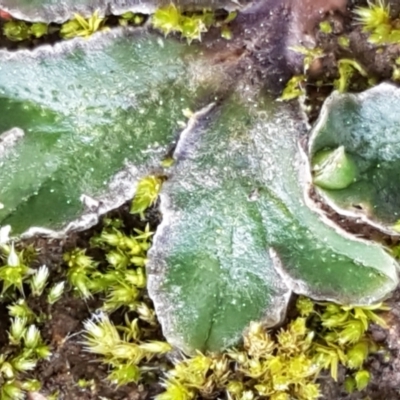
[147,92,398,352]
[0,28,223,234]
[0,0,247,23]
[309,83,400,234]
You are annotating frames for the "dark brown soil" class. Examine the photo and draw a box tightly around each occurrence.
[5,204,400,400]
[319,287,400,400]
[2,0,400,399]
[2,205,167,400]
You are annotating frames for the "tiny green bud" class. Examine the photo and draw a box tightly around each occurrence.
[77,378,93,388]
[325,304,341,314]
[84,314,120,355]
[131,175,163,218]
[8,299,36,321]
[224,11,237,23]
[100,231,122,247]
[228,350,248,364]
[122,11,135,18]
[255,383,273,398]
[138,341,172,354]
[354,369,370,390]
[124,237,142,254]
[241,391,255,400]
[64,249,95,269]
[338,320,365,345]
[106,250,129,269]
[298,383,320,400]
[0,361,15,379]
[7,242,20,266]
[47,281,65,304]
[104,285,139,311]
[133,224,153,240]
[338,36,350,48]
[60,19,82,39]
[344,376,356,393]
[136,302,156,325]
[1,381,24,400]
[213,357,229,376]
[111,343,143,362]
[123,317,140,341]
[133,15,144,25]
[312,146,358,190]
[221,25,232,40]
[280,75,306,101]
[9,317,27,345]
[11,356,37,372]
[324,331,339,343]
[24,325,41,348]
[272,374,290,391]
[36,344,52,359]
[296,296,314,317]
[321,310,349,328]
[346,341,369,369]
[152,4,182,37]
[108,364,141,386]
[125,268,146,288]
[319,21,332,34]
[130,255,147,267]
[30,265,49,296]
[289,317,307,336]
[30,22,48,38]
[157,380,194,400]
[70,271,92,298]
[3,21,30,41]
[20,379,41,391]
[161,157,175,168]
[226,381,244,395]
[0,263,29,293]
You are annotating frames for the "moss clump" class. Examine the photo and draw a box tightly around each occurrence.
[77,182,389,397]
[60,11,107,39]
[0,183,389,398]
[64,218,151,311]
[280,75,306,101]
[154,297,387,399]
[80,237,388,399]
[84,313,171,386]
[0,244,53,399]
[131,175,164,220]
[334,59,369,93]
[151,4,237,43]
[354,0,396,45]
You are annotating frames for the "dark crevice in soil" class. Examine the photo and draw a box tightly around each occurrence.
[0,9,236,51]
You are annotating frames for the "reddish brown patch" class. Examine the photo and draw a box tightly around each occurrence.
[0,9,12,20]
[290,0,347,35]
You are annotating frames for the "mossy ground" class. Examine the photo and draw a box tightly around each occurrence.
[1,1,400,399]
[0,202,398,400]
[0,203,167,400]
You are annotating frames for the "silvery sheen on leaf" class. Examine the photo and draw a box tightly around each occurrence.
[147,93,398,352]
[309,83,400,234]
